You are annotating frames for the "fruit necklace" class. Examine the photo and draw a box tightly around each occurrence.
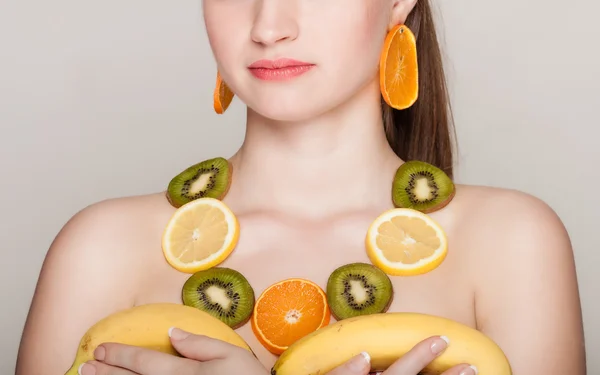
[63,157,513,375]
[161,157,455,352]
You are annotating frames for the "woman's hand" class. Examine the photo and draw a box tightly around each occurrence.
[78,330,477,375]
[326,336,478,375]
[77,327,268,375]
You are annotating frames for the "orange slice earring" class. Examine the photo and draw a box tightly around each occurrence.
[379,24,419,110]
[213,71,235,114]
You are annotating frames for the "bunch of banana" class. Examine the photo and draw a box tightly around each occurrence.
[64,303,251,375]
[64,305,512,375]
[271,312,512,375]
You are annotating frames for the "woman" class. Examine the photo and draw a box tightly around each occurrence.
[15,0,585,374]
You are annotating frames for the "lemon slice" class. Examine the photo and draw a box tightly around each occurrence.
[365,208,448,276]
[162,197,239,273]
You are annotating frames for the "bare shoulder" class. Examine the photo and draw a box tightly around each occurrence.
[452,183,568,238]
[44,192,173,270]
[451,184,586,374]
[451,184,575,271]
[36,190,176,299]
[16,192,173,375]
[68,191,173,228]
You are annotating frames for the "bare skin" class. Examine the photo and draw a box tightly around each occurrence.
[16,0,585,374]
[15,163,586,375]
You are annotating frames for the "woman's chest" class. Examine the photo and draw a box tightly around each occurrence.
[141,214,476,369]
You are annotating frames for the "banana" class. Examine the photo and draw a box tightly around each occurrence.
[271,312,512,375]
[64,303,251,375]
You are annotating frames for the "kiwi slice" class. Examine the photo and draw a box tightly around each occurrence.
[326,262,393,320]
[392,160,455,213]
[182,267,255,329]
[166,157,232,208]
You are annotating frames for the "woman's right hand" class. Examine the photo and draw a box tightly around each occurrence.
[326,336,478,375]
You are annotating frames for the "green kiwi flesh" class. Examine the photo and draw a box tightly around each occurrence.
[326,262,393,320]
[166,157,232,208]
[182,267,255,329]
[392,160,455,213]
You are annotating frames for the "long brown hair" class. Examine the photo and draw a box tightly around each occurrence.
[382,0,457,179]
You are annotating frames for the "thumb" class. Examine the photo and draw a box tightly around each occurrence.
[168,327,237,361]
[326,352,371,375]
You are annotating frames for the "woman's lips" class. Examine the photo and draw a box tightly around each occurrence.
[248,58,315,81]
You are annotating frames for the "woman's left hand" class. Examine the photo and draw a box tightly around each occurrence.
[78,327,269,375]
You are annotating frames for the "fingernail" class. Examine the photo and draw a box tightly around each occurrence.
[459,365,478,375]
[78,362,96,375]
[431,336,450,355]
[93,346,105,361]
[348,352,370,372]
[168,327,190,340]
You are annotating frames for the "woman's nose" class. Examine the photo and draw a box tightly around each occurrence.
[250,0,299,46]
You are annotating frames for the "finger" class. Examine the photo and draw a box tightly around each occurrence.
[440,363,479,375]
[78,360,137,375]
[95,342,194,375]
[325,352,371,375]
[383,336,449,374]
[169,327,247,361]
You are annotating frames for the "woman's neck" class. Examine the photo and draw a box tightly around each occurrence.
[227,81,402,218]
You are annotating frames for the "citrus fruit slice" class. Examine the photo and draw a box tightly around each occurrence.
[213,71,234,114]
[379,24,419,110]
[251,278,331,355]
[365,208,447,276]
[162,197,239,273]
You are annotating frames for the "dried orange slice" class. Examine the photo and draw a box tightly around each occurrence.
[251,278,331,355]
[365,208,447,276]
[379,24,419,110]
[213,71,234,114]
[162,197,239,273]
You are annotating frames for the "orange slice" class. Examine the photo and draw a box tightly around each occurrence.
[251,278,331,355]
[379,24,419,110]
[162,197,239,273]
[365,208,447,276]
[213,71,234,114]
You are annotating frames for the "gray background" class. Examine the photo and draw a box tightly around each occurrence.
[1,0,598,374]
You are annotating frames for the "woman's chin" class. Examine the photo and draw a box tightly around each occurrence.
[247,100,333,123]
